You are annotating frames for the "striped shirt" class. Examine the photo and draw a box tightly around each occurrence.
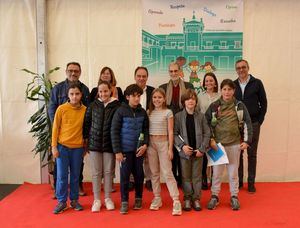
[149,109,173,135]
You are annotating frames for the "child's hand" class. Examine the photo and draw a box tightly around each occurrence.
[182,145,193,156]
[52,146,59,158]
[136,144,147,157]
[195,150,204,157]
[168,148,173,160]
[116,153,124,162]
[240,142,249,150]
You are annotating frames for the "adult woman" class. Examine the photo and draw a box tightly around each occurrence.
[197,72,220,190]
[89,67,124,103]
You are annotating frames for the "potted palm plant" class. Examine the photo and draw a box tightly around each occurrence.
[22,67,60,184]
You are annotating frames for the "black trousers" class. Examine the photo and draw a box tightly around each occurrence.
[239,122,261,185]
[120,152,144,202]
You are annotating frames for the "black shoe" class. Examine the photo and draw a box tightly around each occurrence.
[248,183,256,193]
[239,182,243,189]
[133,198,142,210]
[145,180,153,192]
[128,181,135,191]
[192,200,202,211]
[183,200,192,211]
[202,178,208,190]
[120,202,128,214]
[207,195,219,210]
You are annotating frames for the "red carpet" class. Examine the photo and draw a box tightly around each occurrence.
[0,182,300,228]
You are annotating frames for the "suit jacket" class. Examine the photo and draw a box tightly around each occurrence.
[145,85,155,110]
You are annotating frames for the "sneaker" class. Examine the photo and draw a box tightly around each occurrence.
[145,180,153,192]
[172,200,182,216]
[53,202,68,214]
[207,195,219,210]
[120,201,129,214]
[192,200,202,211]
[230,196,240,210]
[183,199,192,211]
[79,185,86,196]
[149,197,162,210]
[133,198,142,210]
[70,200,83,211]
[105,198,115,210]
[248,183,256,193]
[91,199,101,212]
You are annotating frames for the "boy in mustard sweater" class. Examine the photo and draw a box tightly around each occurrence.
[52,82,87,214]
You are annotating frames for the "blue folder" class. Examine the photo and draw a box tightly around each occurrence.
[207,145,225,162]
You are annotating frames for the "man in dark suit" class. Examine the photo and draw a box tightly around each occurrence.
[134,66,155,191]
[159,62,194,187]
[234,59,267,193]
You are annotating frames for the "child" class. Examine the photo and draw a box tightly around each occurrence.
[174,89,211,211]
[205,79,252,211]
[111,84,149,214]
[51,82,87,214]
[83,81,120,212]
[147,88,182,216]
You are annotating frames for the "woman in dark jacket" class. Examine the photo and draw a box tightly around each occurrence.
[84,81,121,212]
[89,66,124,103]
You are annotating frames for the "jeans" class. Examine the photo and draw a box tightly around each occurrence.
[56,144,84,203]
[120,152,144,202]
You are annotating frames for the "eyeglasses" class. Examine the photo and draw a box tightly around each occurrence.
[236,66,247,70]
[169,70,178,73]
[67,69,80,74]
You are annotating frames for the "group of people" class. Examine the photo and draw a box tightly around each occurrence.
[49,59,267,215]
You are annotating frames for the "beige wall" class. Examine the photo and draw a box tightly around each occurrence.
[1,0,299,183]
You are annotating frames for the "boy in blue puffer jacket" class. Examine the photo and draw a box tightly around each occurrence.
[111,84,149,214]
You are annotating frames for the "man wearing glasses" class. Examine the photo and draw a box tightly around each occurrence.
[48,62,90,197]
[234,59,267,193]
[159,62,194,188]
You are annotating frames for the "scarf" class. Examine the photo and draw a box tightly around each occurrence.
[166,78,186,109]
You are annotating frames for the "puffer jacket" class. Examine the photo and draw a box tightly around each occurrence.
[83,98,120,152]
[111,103,149,153]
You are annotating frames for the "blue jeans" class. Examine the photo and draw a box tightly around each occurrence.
[56,144,84,203]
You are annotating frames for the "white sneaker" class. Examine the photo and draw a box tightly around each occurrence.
[91,200,101,212]
[172,200,182,216]
[105,198,115,210]
[149,197,162,210]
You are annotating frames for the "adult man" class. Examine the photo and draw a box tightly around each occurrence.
[159,62,194,187]
[234,59,267,193]
[48,62,90,197]
[134,66,155,192]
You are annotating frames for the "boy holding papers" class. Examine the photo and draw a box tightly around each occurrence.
[205,79,252,210]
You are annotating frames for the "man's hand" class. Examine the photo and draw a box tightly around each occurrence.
[52,146,59,158]
[136,144,147,157]
[182,145,193,156]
